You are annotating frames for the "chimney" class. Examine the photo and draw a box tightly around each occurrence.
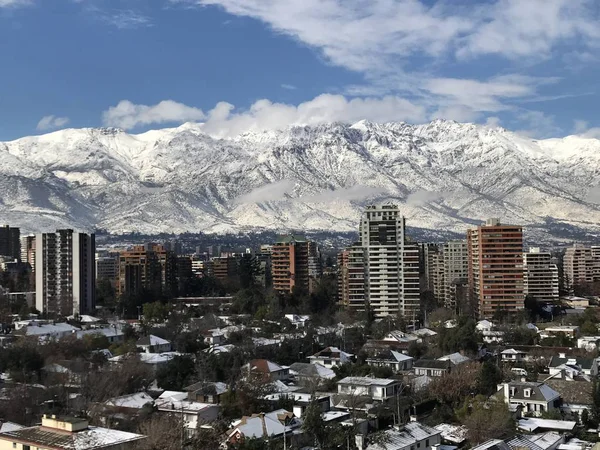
[559,352,566,358]
[410,415,418,422]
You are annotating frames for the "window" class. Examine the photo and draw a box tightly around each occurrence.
[524,389,531,398]
[426,440,430,447]
[12,444,16,449]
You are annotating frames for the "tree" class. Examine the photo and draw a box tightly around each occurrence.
[143,301,170,324]
[428,362,481,406]
[437,316,480,355]
[135,414,185,450]
[477,361,503,396]
[238,254,262,289]
[156,355,196,390]
[592,380,600,426]
[459,397,513,445]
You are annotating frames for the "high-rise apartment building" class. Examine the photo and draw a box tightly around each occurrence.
[117,244,177,297]
[0,225,21,261]
[523,248,559,302]
[20,234,36,271]
[271,235,321,294]
[467,218,524,318]
[421,244,445,305]
[442,240,469,310]
[35,230,96,316]
[563,244,598,289]
[360,204,420,318]
[337,243,366,311]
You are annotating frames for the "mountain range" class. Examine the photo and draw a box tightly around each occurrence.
[2,119,600,243]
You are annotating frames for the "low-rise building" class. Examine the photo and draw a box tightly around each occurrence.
[243,359,289,382]
[548,356,598,378]
[154,391,219,437]
[225,409,300,447]
[136,335,172,353]
[337,377,401,402]
[183,381,228,404]
[364,421,441,450]
[309,347,354,368]
[413,359,452,377]
[501,348,527,363]
[366,349,414,372]
[496,381,560,417]
[0,415,145,449]
[539,326,580,340]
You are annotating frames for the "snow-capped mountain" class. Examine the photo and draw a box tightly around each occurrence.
[2,119,600,242]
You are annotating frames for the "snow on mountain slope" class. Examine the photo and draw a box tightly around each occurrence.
[1,119,600,241]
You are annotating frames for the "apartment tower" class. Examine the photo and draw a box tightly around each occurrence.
[35,230,96,316]
[337,243,366,311]
[467,218,524,318]
[563,244,598,289]
[0,225,21,261]
[442,240,469,310]
[117,243,177,297]
[360,204,420,318]
[272,235,321,293]
[523,248,559,302]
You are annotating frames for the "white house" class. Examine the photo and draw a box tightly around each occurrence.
[337,377,401,401]
[309,347,354,368]
[539,326,580,340]
[501,348,527,363]
[155,391,219,437]
[136,335,172,354]
[577,336,600,351]
[364,421,441,450]
[366,350,414,372]
[548,355,598,378]
[413,359,452,377]
[226,409,300,446]
[496,381,560,417]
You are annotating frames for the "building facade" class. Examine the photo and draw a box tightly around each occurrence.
[35,230,96,316]
[442,240,469,310]
[20,234,35,271]
[467,218,524,318]
[117,244,177,297]
[563,244,598,289]
[0,225,20,261]
[272,235,321,294]
[360,205,420,318]
[523,248,559,302]
[337,243,366,311]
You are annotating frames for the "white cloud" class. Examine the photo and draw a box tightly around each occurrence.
[515,110,561,138]
[36,115,70,131]
[485,116,502,128]
[300,185,389,203]
[281,84,297,90]
[103,93,426,135]
[0,0,31,7]
[234,179,296,204]
[406,189,443,206]
[201,94,426,137]
[102,100,206,129]
[572,120,600,139]
[458,0,600,60]
[99,9,153,29]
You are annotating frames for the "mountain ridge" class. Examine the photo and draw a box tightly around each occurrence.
[2,119,600,242]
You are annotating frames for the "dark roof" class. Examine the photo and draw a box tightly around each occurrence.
[549,356,595,370]
[544,379,593,405]
[413,359,452,370]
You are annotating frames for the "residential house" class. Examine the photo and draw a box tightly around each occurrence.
[577,336,600,352]
[309,346,354,368]
[413,359,452,377]
[12,321,80,340]
[242,359,289,382]
[337,377,401,402]
[289,362,336,385]
[545,378,592,416]
[496,382,560,416]
[98,392,154,429]
[363,421,441,450]
[264,392,330,418]
[539,326,580,340]
[501,349,527,363]
[477,320,505,343]
[76,326,125,344]
[284,314,310,328]
[225,409,300,447]
[201,329,226,346]
[366,349,414,372]
[154,391,219,437]
[43,360,95,387]
[438,352,471,366]
[136,335,172,353]
[411,328,438,343]
[0,415,145,449]
[183,381,228,404]
[548,356,598,378]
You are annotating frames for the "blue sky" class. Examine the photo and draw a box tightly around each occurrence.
[1,0,600,140]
